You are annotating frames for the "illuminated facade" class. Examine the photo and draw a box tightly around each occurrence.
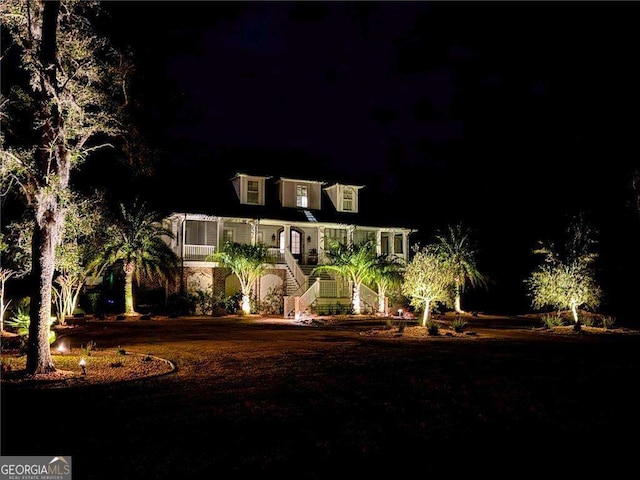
[164,173,415,317]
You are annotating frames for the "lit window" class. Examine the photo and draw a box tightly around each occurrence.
[247,180,259,204]
[325,228,347,244]
[291,230,301,255]
[223,229,234,244]
[394,234,404,254]
[381,235,390,254]
[185,220,216,245]
[296,185,308,208]
[343,188,353,211]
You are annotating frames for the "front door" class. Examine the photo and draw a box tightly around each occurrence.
[279,229,303,262]
[290,229,302,262]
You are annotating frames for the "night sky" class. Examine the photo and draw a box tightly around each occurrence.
[31,2,640,319]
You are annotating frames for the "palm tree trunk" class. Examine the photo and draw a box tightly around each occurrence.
[377,286,386,315]
[241,291,251,314]
[124,262,136,315]
[454,278,463,314]
[352,282,361,315]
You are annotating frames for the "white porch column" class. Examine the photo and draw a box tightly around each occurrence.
[348,225,355,245]
[284,225,291,251]
[318,226,325,263]
[376,230,382,255]
[402,232,409,260]
[216,218,222,248]
[250,220,258,245]
[181,216,186,259]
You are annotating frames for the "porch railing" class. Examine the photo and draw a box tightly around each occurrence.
[184,244,216,261]
[359,283,379,314]
[318,278,349,298]
[266,247,285,264]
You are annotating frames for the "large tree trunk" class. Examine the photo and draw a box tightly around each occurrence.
[26,0,63,375]
[422,299,431,327]
[27,215,60,373]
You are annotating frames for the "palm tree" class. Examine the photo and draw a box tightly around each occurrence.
[312,240,377,315]
[208,242,272,315]
[369,254,405,315]
[433,223,487,314]
[92,200,178,316]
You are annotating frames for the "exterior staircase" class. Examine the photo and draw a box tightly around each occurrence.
[299,265,332,281]
[281,263,331,296]
[281,257,371,318]
[283,266,301,295]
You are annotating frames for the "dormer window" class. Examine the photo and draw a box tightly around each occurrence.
[231,173,270,206]
[343,188,354,211]
[247,180,259,204]
[324,183,363,213]
[296,185,308,208]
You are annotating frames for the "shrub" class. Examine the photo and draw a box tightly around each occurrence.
[212,291,243,315]
[189,289,213,315]
[6,306,56,344]
[541,314,564,328]
[6,307,30,335]
[260,284,284,315]
[81,340,98,357]
[1,357,13,375]
[451,316,468,333]
[601,315,616,330]
[166,293,193,316]
[425,320,440,336]
[86,292,101,314]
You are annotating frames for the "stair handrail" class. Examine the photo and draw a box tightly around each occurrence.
[288,279,309,298]
[297,278,320,316]
[359,282,379,314]
[284,248,307,289]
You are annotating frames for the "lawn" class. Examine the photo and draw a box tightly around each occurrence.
[2,313,640,479]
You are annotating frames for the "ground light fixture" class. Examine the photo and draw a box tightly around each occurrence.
[79,357,86,375]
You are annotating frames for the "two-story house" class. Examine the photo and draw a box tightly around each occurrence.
[164,173,416,317]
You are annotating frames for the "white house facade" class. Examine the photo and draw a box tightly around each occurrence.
[164,173,416,317]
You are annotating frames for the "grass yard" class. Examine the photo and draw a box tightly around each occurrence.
[2,313,640,479]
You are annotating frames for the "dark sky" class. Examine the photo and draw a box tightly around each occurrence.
[78,1,640,317]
